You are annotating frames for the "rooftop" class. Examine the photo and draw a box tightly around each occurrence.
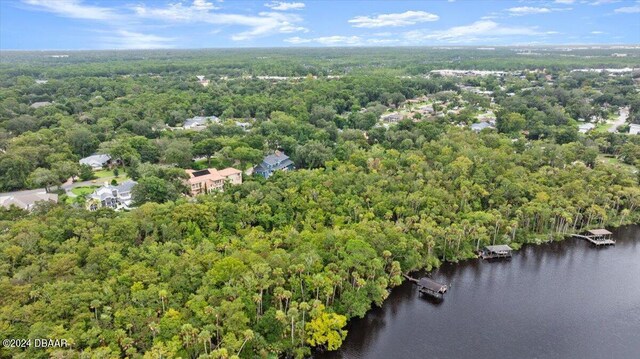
[418,277,448,293]
[485,244,513,252]
[588,229,613,236]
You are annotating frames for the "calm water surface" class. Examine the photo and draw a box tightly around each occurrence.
[319,225,640,359]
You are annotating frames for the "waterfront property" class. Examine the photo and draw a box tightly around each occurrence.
[185,167,242,196]
[481,244,513,259]
[572,229,615,246]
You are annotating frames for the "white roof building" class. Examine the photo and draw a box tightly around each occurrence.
[0,192,58,211]
[87,180,137,211]
[79,154,111,169]
[578,123,596,133]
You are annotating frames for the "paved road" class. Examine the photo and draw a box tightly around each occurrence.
[0,176,116,198]
[608,107,629,133]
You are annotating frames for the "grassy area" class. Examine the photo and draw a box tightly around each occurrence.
[593,122,611,134]
[597,154,636,173]
[93,169,117,178]
[63,185,99,204]
[71,186,99,196]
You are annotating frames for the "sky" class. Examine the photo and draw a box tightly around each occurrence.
[0,0,639,50]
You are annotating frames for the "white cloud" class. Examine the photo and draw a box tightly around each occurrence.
[366,38,400,45]
[507,6,572,16]
[614,3,640,13]
[508,7,552,15]
[133,3,308,40]
[265,2,305,11]
[591,31,605,34]
[590,0,621,5]
[192,0,219,11]
[22,0,308,47]
[22,0,116,20]
[414,20,544,43]
[554,0,575,3]
[100,30,176,49]
[285,35,363,45]
[349,11,439,28]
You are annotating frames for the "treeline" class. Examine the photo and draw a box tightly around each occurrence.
[3,65,640,192]
[1,128,638,358]
[2,47,639,78]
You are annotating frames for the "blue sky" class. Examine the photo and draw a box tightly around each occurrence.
[1,0,639,49]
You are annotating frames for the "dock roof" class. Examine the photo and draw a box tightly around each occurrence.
[588,229,612,236]
[418,277,448,293]
[484,244,512,252]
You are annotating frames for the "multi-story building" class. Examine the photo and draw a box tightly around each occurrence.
[185,167,242,196]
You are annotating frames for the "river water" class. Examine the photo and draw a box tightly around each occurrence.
[319,225,640,359]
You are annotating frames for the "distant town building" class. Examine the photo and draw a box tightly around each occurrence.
[471,122,495,132]
[30,101,52,109]
[79,154,112,170]
[196,75,210,87]
[235,121,252,131]
[87,180,137,211]
[254,151,295,179]
[381,112,403,123]
[0,192,58,211]
[185,167,242,196]
[578,123,596,133]
[630,124,640,135]
[181,115,219,130]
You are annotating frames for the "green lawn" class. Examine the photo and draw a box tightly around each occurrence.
[597,155,636,173]
[93,169,117,178]
[90,169,130,183]
[71,186,99,196]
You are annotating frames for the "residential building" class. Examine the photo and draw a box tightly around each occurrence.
[30,101,52,109]
[79,154,112,170]
[181,115,219,130]
[381,113,403,123]
[235,121,252,131]
[630,124,640,135]
[87,180,137,211]
[185,167,242,196]
[471,122,495,132]
[0,192,58,211]
[254,151,295,179]
[578,123,596,133]
[196,75,210,86]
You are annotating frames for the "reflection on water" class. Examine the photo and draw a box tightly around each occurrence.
[317,225,640,359]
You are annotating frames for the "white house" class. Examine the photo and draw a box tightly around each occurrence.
[578,123,596,133]
[471,122,495,132]
[79,154,111,170]
[0,192,58,211]
[182,116,219,130]
[87,180,137,211]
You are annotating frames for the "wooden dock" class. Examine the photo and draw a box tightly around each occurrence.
[480,245,513,259]
[404,274,448,298]
[572,229,615,246]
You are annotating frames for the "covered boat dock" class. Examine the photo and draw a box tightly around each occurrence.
[572,229,615,246]
[418,277,448,298]
[481,244,513,259]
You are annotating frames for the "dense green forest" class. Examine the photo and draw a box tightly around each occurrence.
[0,48,639,358]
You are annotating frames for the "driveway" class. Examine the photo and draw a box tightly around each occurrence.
[608,107,629,133]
